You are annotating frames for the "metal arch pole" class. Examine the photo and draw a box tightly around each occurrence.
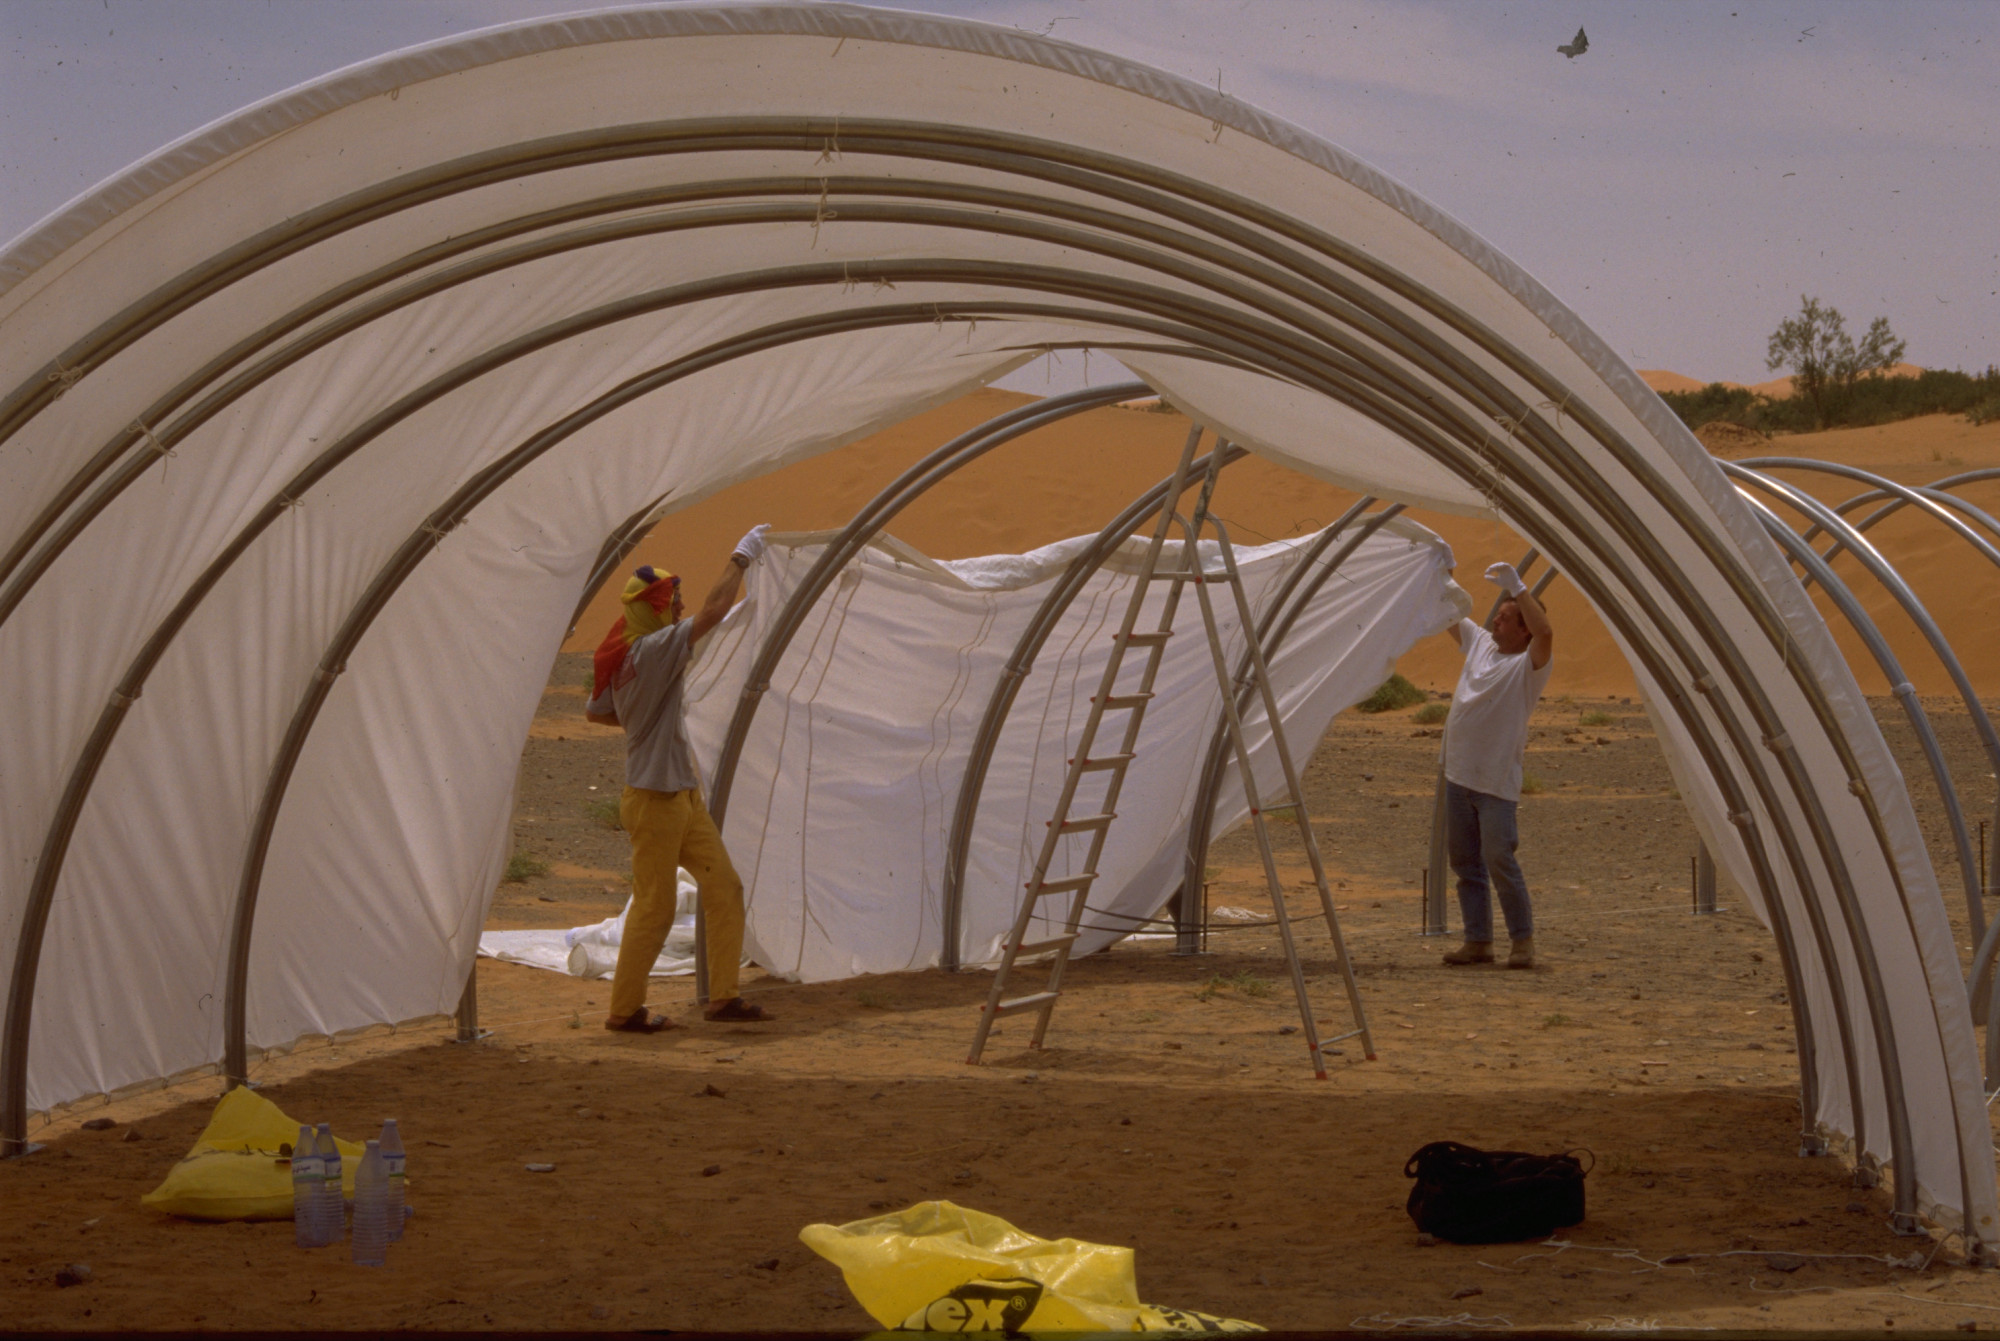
[1734,490,1988,977]
[11,278,1856,1216]
[1731,462,2000,1170]
[1820,465,2000,949]
[451,493,672,1045]
[1178,501,1400,953]
[0,272,1832,1168]
[202,267,1434,1086]
[694,380,1152,999]
[1809,467,2000,555]
[703,380,1151,830]
[0,160,1550,639]
[216,304,1029,1086]
[1759,488,2000,1096]
[1726,463,1996,943]
[0,182,1427,634]
[9,107,1670,630]
[3,235,1930,1218]
[3,296,1856,1232]
[1481,548,1542,627]
[939,439,1248,970]
[0,132,1951,1216]
[1844,484,2000,554]
[566,493,674,641]
[1739,458,2000,589]
[1172,494,1382,951]
[0,157,1459,614]
[1,105,1933,1023]
[5,238,1453,1142]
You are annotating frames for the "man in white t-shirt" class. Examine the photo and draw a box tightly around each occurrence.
[1440,562,1554,970]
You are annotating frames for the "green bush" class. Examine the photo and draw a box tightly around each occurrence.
[584,797,623,830]
[1356,673,1426,714]
[1196,971,1274,1001]
[1520,772,1547,796]
[1659,365,2000,436]
[1412,702,1449,725]
[504,852,549,883]
[1578,710,1613,727]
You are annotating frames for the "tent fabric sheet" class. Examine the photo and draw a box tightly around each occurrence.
[684,523,1465,983]
[0,5,1989,1240]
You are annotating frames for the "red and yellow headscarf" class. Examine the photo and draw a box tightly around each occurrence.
[591,566,679,700]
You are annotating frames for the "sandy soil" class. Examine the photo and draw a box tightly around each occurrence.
[7,662,1999,1334]
[5,390,1998,1334]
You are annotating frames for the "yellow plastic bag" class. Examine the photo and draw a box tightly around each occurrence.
[139,1087,364,1221]
[799,1200,1261,1334]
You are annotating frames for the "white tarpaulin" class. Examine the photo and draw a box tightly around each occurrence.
[1,4,1989,1242]
[685,523,1463,983]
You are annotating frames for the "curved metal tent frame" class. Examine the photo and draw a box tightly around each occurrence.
[0,4,1989,1247]
[1724,460,2000,1076]
[1724,465,1997,944]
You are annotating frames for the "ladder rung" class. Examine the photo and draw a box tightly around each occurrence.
[1054,813,1115,834]
[1148,569,1235,583]
[1318,1029,1366,1044]
[1028,875,1094,896]
[1118,630,1171,646]
[1012,934,1078,958]
[1074,752,1134,772]
[1096,694,1152,710]
[989,991,1060,1014]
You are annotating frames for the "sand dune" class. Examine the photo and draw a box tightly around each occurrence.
[567,390,2000,699]
[1639,364,1926,400]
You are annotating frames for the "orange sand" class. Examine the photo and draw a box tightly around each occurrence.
[566,389,2000,700]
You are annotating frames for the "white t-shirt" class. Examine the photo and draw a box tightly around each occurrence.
[1443,618,1553,802]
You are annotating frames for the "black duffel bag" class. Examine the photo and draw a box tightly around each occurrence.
[1404,1140,1591,1244]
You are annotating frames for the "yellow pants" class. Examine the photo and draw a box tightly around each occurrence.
[608,786,744,1022]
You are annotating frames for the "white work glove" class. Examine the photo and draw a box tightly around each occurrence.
[732,523,771,566]
[1484,561,1526,597]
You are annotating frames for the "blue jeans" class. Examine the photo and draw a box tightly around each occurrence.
[1446,781,1533,942]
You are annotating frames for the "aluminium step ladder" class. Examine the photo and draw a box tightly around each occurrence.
[968,425,1376,1077]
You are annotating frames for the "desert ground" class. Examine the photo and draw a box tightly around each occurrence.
[3,390,1997,1334]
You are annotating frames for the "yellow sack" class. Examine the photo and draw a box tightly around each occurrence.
[800,1200,1261,1334]
[139,1087,364,1221]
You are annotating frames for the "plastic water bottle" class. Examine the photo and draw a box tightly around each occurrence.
[291,1124,324,1247]
[378,1119,406,1242]
[316,1122,344,1245]
[350,1139,389,1267]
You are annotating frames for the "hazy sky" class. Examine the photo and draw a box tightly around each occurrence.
[4,0,1995,392]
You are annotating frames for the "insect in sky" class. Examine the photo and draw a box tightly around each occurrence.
[1557,26,1588,59]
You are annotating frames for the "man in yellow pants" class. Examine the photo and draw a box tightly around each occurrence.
[585,524,773,1032]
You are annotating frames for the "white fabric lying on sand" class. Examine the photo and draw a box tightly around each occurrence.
[479,869,702,979]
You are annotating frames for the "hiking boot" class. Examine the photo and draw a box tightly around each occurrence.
[1507,937,1536,970]
[1441,941,1494,966]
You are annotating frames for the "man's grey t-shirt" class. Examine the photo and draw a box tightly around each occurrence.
[585,621,701,794]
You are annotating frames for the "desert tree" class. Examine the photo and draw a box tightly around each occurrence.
[1766,295,1907,427]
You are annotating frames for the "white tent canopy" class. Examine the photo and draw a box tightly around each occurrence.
[0,4,1989,1245]
[696,521,1463,982]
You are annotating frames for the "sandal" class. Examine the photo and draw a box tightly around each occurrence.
[703,998,773,1023]
[605,1009,678,1034]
